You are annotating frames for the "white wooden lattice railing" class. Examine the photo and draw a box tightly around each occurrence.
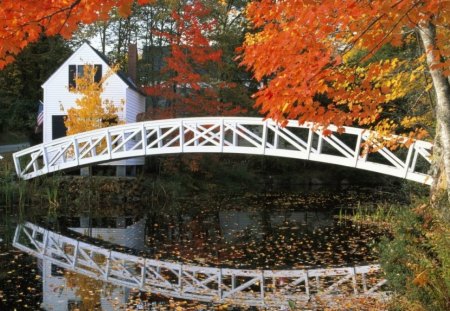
[13,117,433,183]
[14,222,388,307]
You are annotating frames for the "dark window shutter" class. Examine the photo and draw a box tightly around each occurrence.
[94,64,102,83]
[52,116,67,140]
[68,65,76,89]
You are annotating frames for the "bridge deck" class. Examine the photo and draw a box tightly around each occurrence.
[14,222,389,307]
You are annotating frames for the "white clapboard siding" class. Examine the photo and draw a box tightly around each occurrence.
[126,87,145,123]
[41,42,146,167]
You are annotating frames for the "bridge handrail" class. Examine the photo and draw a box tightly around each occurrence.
[13,117,433,183]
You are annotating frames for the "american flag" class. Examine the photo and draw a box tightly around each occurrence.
[35,101,44,133]
[37,102,43,126]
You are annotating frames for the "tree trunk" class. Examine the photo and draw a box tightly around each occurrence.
[418,21,450,203]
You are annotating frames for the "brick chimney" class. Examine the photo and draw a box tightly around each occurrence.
[128,43,137,84]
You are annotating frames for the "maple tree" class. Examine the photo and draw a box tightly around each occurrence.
[137,0,248,173]
[240,0,450,199]
[0,0,154,69]
[141,0,246,119]
[64,64,122,135]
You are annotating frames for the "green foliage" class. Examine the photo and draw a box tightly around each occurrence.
[0,36,71,137]
[379,200,450,311]
[0,155,24,208]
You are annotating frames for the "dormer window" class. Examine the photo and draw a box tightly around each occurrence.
[68,64,102,89]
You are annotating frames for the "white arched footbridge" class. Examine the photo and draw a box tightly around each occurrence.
[14,222,388,307]
[13,117,433,184]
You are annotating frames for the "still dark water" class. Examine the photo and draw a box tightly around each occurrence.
[0,187,398,310]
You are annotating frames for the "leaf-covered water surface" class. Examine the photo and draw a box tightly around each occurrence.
[1,187,399,310]
[145,191,390,270]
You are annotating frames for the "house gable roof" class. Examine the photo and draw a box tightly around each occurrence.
[88,43,144,95]
[42,42,145,96]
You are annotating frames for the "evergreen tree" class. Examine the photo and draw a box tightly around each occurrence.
[0,36,71,143]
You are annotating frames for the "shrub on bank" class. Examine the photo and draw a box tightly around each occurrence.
[379,199,450,311]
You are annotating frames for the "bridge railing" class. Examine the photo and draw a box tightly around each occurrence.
[13,117,433,183]
[13,222,388,307]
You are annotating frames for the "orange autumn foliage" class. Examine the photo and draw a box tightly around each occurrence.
[0,0,153,68]
[240,0,449,134]
[141,0,245,120]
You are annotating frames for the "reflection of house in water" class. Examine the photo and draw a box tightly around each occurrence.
[40,217,145,311]
[219,211,334,242]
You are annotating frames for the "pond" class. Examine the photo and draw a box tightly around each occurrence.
[0,185,400,310]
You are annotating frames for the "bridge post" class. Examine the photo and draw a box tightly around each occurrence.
[232,123,238,147]
[180,121,184,152]
[178,264,183,295]
[304,270,310,297]
[72,241,79,269]
[354,132,363,167]
[306,128,313,160]
[140,259,146,288]
[403,142,415,177]
[231,273,236,291]
[352,267,358,295]
[105,130,112,159]
[274,126,279,149]
[12,224,21,246]
[317,132,323,154]
[105,251,111,280]
[42,146,49,174]
[42,230,49,256]
[261,121,268,154]
[218,268,223,301]
[72,137,80,167]
[260,271,265,303]
[157,126,162,148]
[141,123,147,153]
[220,120,224,153]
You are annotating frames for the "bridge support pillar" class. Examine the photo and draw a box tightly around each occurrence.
[116,166,126,177]
[80,166,91,176]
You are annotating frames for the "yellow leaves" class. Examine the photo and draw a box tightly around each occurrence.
[412,270,429,287]
[243,32,270,46]
[401,116,421,128]
[281,102,290,113]
[65,64,124,137]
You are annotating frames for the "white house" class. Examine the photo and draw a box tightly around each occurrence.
[41,42,145,175]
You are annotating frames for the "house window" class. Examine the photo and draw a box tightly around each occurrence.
[69,64,102,89]
[51,264,66,277]
[52,115,67,140]
[68,300,83,310]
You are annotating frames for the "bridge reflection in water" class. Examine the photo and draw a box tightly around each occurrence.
[14,222,388,308]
